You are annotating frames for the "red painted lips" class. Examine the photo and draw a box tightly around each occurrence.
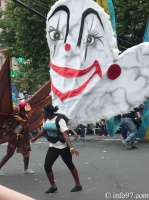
[50,60,102,100]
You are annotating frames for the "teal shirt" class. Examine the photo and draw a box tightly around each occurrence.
[43,119,58,138]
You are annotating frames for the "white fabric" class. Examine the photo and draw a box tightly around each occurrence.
[46,0,149,126]
[59,118,69,133]
[49,141,67,149]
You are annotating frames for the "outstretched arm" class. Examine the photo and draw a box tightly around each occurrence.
[31,128,45,143]
[69,127,78,139]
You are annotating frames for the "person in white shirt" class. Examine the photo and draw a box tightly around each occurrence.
[31,104,82,193]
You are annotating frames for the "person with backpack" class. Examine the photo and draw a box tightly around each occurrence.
[31,103,82,194]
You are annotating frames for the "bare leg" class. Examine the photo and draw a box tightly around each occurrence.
[23,156,29,170]
[23,152,30,170]
[71,167,81,186]
[22,153,34,174]
[0,153,13,169]
[46,171,57,188]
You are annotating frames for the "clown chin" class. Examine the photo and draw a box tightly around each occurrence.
[50,72,107,126]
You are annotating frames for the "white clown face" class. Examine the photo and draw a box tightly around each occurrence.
[46,0,149,126]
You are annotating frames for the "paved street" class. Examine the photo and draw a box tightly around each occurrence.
[0,134,149,200]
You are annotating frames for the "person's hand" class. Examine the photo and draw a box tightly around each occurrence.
[74,133,78,139]
[31,137,36,143]
[70,148,79,156]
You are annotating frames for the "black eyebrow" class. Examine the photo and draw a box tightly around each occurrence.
[77,8,104,47]
[48,5,70,43]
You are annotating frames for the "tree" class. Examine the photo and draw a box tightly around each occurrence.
[0,0,149,92]
[113,0,149,51]
[0,0,56,93]
[11,63,50,94]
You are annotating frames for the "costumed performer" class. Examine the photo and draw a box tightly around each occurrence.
[0,101,34,176]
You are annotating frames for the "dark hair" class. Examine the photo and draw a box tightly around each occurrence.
[44,104,59,113]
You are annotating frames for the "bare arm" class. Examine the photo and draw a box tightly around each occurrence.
[0,185,35,200]
[69,127,78,139]
[62,131,79,156]
[31,128,45,143]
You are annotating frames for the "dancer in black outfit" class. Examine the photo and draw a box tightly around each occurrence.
[31,104,82,193]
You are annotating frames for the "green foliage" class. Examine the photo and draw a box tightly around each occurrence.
[12,62,50,94]
[0,0,56,93]
[113,0,149,51]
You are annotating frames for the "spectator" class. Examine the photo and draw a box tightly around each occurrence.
[99,119,108,136]
[75,124,86,139]
[121,107,141,149]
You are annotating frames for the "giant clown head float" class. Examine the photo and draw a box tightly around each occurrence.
[46,0,149,126]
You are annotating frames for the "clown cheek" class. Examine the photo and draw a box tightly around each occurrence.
[107,64,121,80]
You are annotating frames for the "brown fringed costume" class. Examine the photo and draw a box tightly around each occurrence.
[0,55,51,175]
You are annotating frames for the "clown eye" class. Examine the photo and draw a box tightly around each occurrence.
[84,34,95,46]
[49,29,63,41]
